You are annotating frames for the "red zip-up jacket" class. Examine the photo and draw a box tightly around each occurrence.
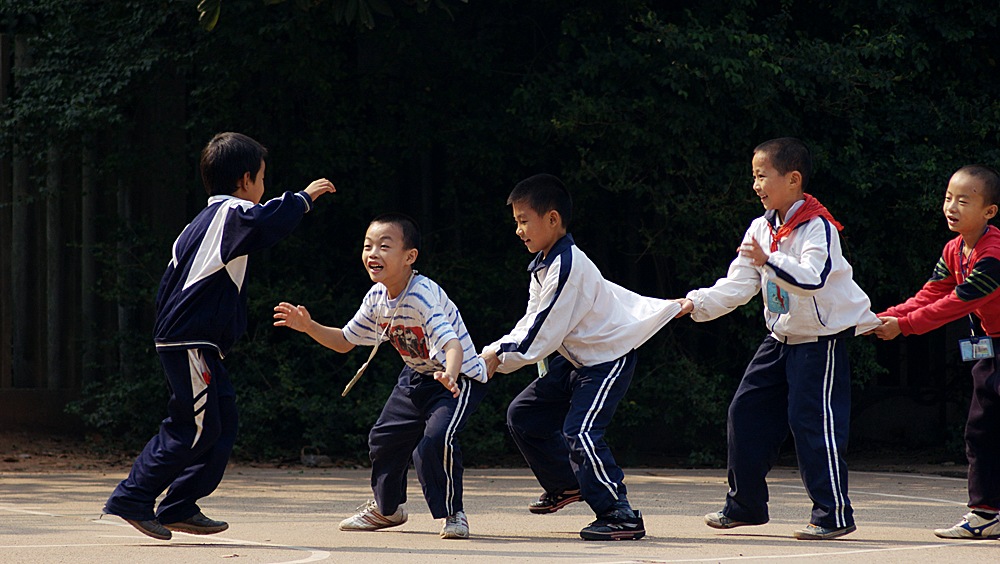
[879,225,1000,336]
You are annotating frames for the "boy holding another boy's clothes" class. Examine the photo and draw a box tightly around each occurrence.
[481,174,681,541]
[874,165,1000,540]
[274,213,489,540]
[103,132,336,540]
[675,137,880,540]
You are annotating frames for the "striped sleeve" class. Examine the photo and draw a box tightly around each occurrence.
[342,288,384,347]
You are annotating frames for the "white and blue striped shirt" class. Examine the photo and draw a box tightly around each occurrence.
[342,273,488,383]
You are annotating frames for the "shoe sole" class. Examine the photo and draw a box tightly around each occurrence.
[934,530,1000,539]
[339,520,408,532]
[123,518,172,541]
[529,494,583,514]
[794,524,857,540]
[440,531,470,539]
[163,523,229,535]
[580,528,646,541]
[705,516,762,529]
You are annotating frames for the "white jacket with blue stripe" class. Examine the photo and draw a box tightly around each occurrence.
[486,234,681,373]
[685,201,880,344]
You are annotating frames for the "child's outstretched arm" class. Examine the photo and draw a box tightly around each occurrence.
[303,178,336,201]
[273,301,355,353]
[433,339,463,398]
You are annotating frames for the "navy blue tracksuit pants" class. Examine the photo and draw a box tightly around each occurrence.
[506,351,636,516]
[967,354,1000,510]
[105,348,237,524]
[723,336,853,529]
[369,367,488,519]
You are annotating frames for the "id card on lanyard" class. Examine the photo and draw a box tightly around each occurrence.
[765,223,790,314]
[957,232,994,362]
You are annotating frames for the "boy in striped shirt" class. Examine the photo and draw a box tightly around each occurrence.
[273,213,488,539]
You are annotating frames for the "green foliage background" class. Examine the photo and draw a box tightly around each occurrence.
[3,0,999,465]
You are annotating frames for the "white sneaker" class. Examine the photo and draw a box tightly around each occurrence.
[440,510,469,539]
[339,500,408,531]
[934,511,1000,539]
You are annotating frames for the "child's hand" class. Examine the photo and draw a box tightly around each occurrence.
[434,371,460,398]
[273,302,312,332]
[674,298,694,318]
[481,350,500,379]
[738,237,769,267]
[303,178,336,201]
[873,317,902,340]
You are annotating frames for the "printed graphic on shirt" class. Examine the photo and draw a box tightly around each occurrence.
[385,323,430,359]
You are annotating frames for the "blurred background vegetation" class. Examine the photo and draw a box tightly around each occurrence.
[1,0,997,466]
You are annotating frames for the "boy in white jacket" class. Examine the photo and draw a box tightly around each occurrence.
[675,138,880,540]
[482,174,680,541]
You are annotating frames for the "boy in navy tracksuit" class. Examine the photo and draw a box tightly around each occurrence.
[675,138,880,540]
[102,132,336,540]
[874,165,1000,540]
[481,174,681,541]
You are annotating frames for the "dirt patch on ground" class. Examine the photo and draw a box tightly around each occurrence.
[0,430,132,473]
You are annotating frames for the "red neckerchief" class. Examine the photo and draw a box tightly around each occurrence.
[768,193,844,252]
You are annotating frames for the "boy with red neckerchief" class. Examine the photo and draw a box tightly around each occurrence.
[675,137,880,540]
[874,165,1000,540]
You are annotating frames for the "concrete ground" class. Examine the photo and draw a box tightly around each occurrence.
[1,465,996,563]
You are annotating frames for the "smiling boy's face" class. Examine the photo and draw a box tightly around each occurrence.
[943,170,998,238]
[512,202,564,257]
[751,151,802,221]
[362,221,417,298]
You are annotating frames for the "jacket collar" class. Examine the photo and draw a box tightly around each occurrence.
[527,233,575,272]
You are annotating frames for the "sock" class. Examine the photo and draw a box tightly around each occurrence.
[972,509,998,520]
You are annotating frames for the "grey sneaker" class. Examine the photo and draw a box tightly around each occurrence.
[440,510,470,539]
[934,512,1000,539]
[704,511,763,529]
[339,500,408,531]
[162,511,229,535]
[793,523,857,540]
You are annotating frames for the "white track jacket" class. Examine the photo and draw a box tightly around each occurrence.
[686,201,880,344]
[486,234,682,372]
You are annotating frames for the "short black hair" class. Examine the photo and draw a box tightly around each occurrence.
[507,173,573,228]
[754,137,812,191]
[370,213,421,251]
[200,132,268,197]
[957,164,1000,207]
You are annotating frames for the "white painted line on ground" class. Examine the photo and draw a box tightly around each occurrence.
[598,539,995,563]
[0,504,331,564]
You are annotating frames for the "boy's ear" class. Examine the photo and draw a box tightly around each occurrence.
[548,210,561,227]
[405,247,419,265]
[233,171,252,194]
[788,170,803,189]
[986,204,998,220]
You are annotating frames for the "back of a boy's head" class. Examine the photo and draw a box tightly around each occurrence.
[370,213,421,251]
[200,132,268,197]
[957,164,1000,207]
[754,137,812,190]
[507,173,573,228]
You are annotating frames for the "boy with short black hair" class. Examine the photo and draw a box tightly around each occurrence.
[103,132,336,540]
[874,164,1000,540]
[675,137,880,540]
[481,173,681,541]
[273,213,489,540]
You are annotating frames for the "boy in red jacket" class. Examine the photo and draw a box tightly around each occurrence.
[874,164,1000,539]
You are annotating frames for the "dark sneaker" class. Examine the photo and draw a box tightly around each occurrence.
[122,518,172,540]
[793,523,857,540]
[528,488,582,514]
[162,511,229,535]
[704,511,764,529]
[580,508,645,541]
